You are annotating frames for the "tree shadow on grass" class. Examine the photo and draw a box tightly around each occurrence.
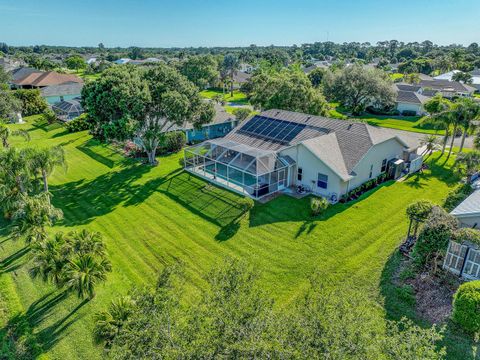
[0,246,30,274]
[28,119,63,133]
[380,251,478,359]
[0,291,88,357]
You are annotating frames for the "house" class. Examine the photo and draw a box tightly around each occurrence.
[86,57,97,65]
[184,109,421,200]
[394,79,476,115]
[167,104,238,143]
[0,57,27,72]
[52,97,84,121]
[443,189,480,280]
[239,63,257,74]
[435,69,480,92]
[114,58,131,65]
[233,71,252,85]
[40,82,84,104]
[10,69,83,89]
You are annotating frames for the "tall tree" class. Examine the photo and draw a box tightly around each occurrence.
[454,98,480,153]
[65,55,87,70]
[137,64,215,165]
[0,121,30,148]
[424,95,454,155]
[322,65,395,115]
[222,54,240,97]
[248,68,329,116]
[28,146,66,193]
[30,232,68,287]
[178,55,219,89]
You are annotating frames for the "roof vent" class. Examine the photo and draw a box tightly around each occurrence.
[305,116,311,122]
[347,124,353,130]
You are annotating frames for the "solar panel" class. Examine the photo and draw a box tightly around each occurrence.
[238,116,306,144]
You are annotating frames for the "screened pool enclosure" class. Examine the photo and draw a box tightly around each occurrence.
[184,138,295,198]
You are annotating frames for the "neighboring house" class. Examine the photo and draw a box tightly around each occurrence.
[86,57,97,65]
[114,58,162,65]
[114,58,131,64]
[0,57,27,72]
[167,104,238,143]
[184,109,421,200]
[435,69,480,92]
[10,69,83,89]
[303,61,330,74]
[394,79,476,115]
[40,82,84,104]
[52,97,84,121]
[443,189,480,280]
[232,71,252,86]
[239,63,257,74]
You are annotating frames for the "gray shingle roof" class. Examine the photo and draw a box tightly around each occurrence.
[10,67,41,82]
[225,109,408,178]
[419,79,476,93]
[451,190,480,217]
[396,90,430,104]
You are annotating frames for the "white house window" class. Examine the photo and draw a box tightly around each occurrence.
[317,173,328,189]
[381,159,387,173]
[369,164,373,178]
[297,167,303,181]
[463,249,480,280]
[443,241,468,275]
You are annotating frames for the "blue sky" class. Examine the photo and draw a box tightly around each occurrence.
[1,0,479,47]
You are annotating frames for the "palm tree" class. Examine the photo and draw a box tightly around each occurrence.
[454,151,480,183]
[0,147,30,194]
[420,134,439,157]
[65,229,106,257]
[28,146,67,193]
[0,120,30,148]
[455,98,480,153]
[11,193,63,244]
[93,295,134,345]
[222,54,240,97]
[65,254,111,299]
[30,232,68,287]
[424,95,453,155]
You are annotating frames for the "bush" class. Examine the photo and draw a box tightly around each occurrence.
[12,89,48,116]
[65,113,91,133]
[412,206,458,268]
[164,131,186,153]
[452,281,480,334]
[233,108,252,122]
[401,110,418,117]
[406,200,435,222]
[310,196,329,216]
[238,197,254,213]
[444,184,474,212]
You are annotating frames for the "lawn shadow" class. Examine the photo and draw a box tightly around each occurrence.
[0,245,30,274]
[51,162,155,226]
[29,119,63,133]
[380,251,478,359]
[404,154,459,190]
[249,181,394,235]
[0,291,88,357]
[75,138,127,169]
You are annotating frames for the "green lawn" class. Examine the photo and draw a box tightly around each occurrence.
[0,116,474,359]
[200,88,250,105]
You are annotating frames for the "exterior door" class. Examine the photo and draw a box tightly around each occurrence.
[278,169,286,190]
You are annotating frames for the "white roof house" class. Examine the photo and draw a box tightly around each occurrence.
[451,189,480,229]
[184,109,418,200]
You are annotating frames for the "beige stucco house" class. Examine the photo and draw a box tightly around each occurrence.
[184,109,421,201]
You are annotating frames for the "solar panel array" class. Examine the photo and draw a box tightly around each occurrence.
[238,116,306,144]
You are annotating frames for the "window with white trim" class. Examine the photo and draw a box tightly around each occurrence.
[317,173,328,189]
[381,159,388,173]
[443,241,468,275]
[297,167,303,181]
[463,248,480,280]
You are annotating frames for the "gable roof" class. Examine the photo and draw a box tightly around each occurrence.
[40,82,84,97]
[396,90,430,104]
[10,67,42,82]
[451,190,480,218]
[418,79,476,93]
[233,71,251,83]
[225,109,408,177]
[12,71,83,87]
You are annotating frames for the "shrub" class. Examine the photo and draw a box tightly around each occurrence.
[12,89,48,116]
[42,109,57,124]
[164,131,186,153]
[65,113,91,132]
[233,108,252,122]
[452,281,480,334]
[238,197,254,213]
[406,200,435,222]
[401,110,417,117]
[452,228,480,248]
[310,196,329,216]
[444,184,474,212]
[412,206,458,268]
